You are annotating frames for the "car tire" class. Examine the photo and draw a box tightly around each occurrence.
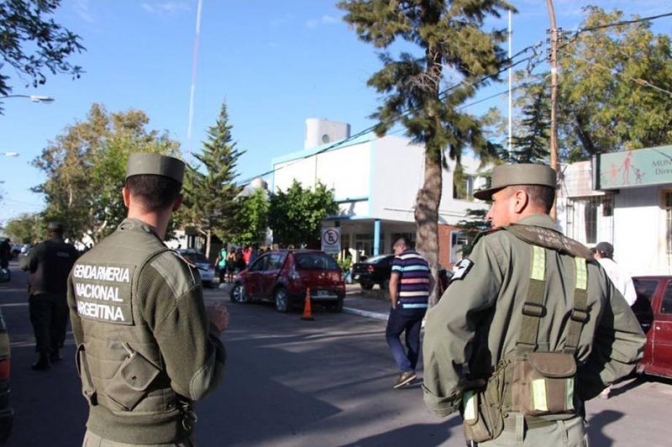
[360,281,374,290]
[274,287,289,313]
[230,283,249,304]
[380,279,390,290]
[202,281,213,289]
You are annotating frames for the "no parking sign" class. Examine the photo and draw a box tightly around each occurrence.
[321,227,341,254]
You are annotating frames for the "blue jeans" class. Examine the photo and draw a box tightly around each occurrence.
[385,306,427,372]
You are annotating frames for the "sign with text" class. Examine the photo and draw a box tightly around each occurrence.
[321,227,341,254]
[596,145,672,190]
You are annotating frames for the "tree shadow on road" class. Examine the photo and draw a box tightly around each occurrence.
[340,417,461,447]
[587,410,624,447]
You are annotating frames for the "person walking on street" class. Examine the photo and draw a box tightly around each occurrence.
[67,153,229,446]
[592,241,637,399]
[215,245,228,284]
[422,164,646,447]
[20,222,79,370]
[386,236,433,389]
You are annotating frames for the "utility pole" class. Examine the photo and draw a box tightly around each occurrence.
[546,0,559,220]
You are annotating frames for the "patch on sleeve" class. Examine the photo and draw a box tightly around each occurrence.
[451,258,474,281]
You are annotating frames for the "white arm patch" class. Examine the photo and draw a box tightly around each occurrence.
[451,258,474,281]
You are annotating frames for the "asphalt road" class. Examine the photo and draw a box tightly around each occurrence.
[1,260,671,446]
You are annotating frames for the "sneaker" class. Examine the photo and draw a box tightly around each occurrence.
[599,387,611,400]
[393,371,417,389]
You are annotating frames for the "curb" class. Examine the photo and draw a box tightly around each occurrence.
[342,306,388,321]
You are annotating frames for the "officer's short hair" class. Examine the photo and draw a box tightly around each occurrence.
[518,185,555,213]
[125,175,182,212]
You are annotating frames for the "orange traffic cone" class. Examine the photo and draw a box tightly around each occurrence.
[301,287,314,321]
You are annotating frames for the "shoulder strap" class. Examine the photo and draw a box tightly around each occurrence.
[563,258,589,355]
[517,245,547,352]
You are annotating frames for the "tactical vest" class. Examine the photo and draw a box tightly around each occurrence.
[462,225,592,443]
[71,219,185,418]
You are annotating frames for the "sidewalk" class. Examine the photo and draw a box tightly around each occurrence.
[343,284,390,321]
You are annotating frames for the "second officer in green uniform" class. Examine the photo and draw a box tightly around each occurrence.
[68,153,229,446]
[422,164,646,446]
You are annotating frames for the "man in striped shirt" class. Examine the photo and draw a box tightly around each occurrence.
[386,236,434,389]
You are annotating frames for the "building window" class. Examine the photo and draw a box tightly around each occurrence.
[565,195,614,245]
[662,191,672,261]
[453,175,475,200]
[450,231,469,263]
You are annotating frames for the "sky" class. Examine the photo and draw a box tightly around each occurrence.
[0,0,670,224]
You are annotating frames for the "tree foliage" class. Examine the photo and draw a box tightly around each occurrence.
[32,103,180,243]
[232,188,269,246]
[268,180,338,248]
[454,208,490,258]
[180,102,244,258]
[4,213,43,244]
[339,0,513,305]
[513,7,672,161]
[0,0,84,109]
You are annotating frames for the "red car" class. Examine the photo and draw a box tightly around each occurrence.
[632,276,672,379]
[230,250,345,313]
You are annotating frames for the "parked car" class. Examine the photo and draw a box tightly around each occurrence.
[352,254,394,290]
[230,250,345,313]
[177,249,215,288]
[0,308,13,442]
[632,276,672,379]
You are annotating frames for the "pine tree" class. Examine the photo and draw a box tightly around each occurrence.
[181,103,245,258]
[510,84,550,163]
[339,0,514,306]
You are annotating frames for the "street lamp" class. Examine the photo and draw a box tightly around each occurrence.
[1,152,19,157]
[1,94,54,103]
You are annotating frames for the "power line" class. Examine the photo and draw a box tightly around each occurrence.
[239,46,541,186]
[558,49,672,97]
[577,11,672,34]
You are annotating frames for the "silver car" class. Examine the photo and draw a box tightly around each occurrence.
[177,249,215,287]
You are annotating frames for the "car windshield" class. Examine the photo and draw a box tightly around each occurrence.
[364,254,392,264]
[294,253,340,270]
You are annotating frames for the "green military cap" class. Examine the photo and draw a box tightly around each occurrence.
[474,163,556,201]
[125,153,185,184]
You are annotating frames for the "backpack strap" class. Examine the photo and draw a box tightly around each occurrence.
[563,257,589,355]
[517,245,547,352]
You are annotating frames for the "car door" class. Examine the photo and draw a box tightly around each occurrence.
[259,252,287,298]
[245,256,268,298]
[650,279,672,377]
[632,278,659,370]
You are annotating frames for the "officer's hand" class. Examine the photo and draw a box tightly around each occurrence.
[207,303,230,334]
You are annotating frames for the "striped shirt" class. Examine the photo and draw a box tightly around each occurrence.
[392,249,430,308]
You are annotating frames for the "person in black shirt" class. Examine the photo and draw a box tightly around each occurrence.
[21,222,79,370]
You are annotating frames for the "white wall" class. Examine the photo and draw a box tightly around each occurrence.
[369,135,488,224]
[614,186,669,275]
[273,142,371,204]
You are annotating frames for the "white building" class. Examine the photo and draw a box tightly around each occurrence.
[271,119,490,267]
[558,145,672,276]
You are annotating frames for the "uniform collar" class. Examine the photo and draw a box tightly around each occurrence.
[516,214,561,232]
[118,218,162,240]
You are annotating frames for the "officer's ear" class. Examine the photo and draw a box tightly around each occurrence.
[122,187,131,208]
[511,188,529,214]
[171,193,184,212]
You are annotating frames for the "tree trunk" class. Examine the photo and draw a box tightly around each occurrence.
[415,148,443,307]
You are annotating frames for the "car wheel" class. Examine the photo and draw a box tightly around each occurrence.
[380,279,390,290]
[202,281,213,289]
[230,283,249,304]
[274,287,289,313]
[360,281,374,290]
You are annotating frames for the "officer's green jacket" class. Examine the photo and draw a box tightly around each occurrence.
[21,237,79,295]
[422,214,646,417]
[67,219,226,444]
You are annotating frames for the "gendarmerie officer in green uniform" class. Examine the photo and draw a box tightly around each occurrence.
[422,164,646,447]
[67,153,229,447]
[21,221,79,370]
